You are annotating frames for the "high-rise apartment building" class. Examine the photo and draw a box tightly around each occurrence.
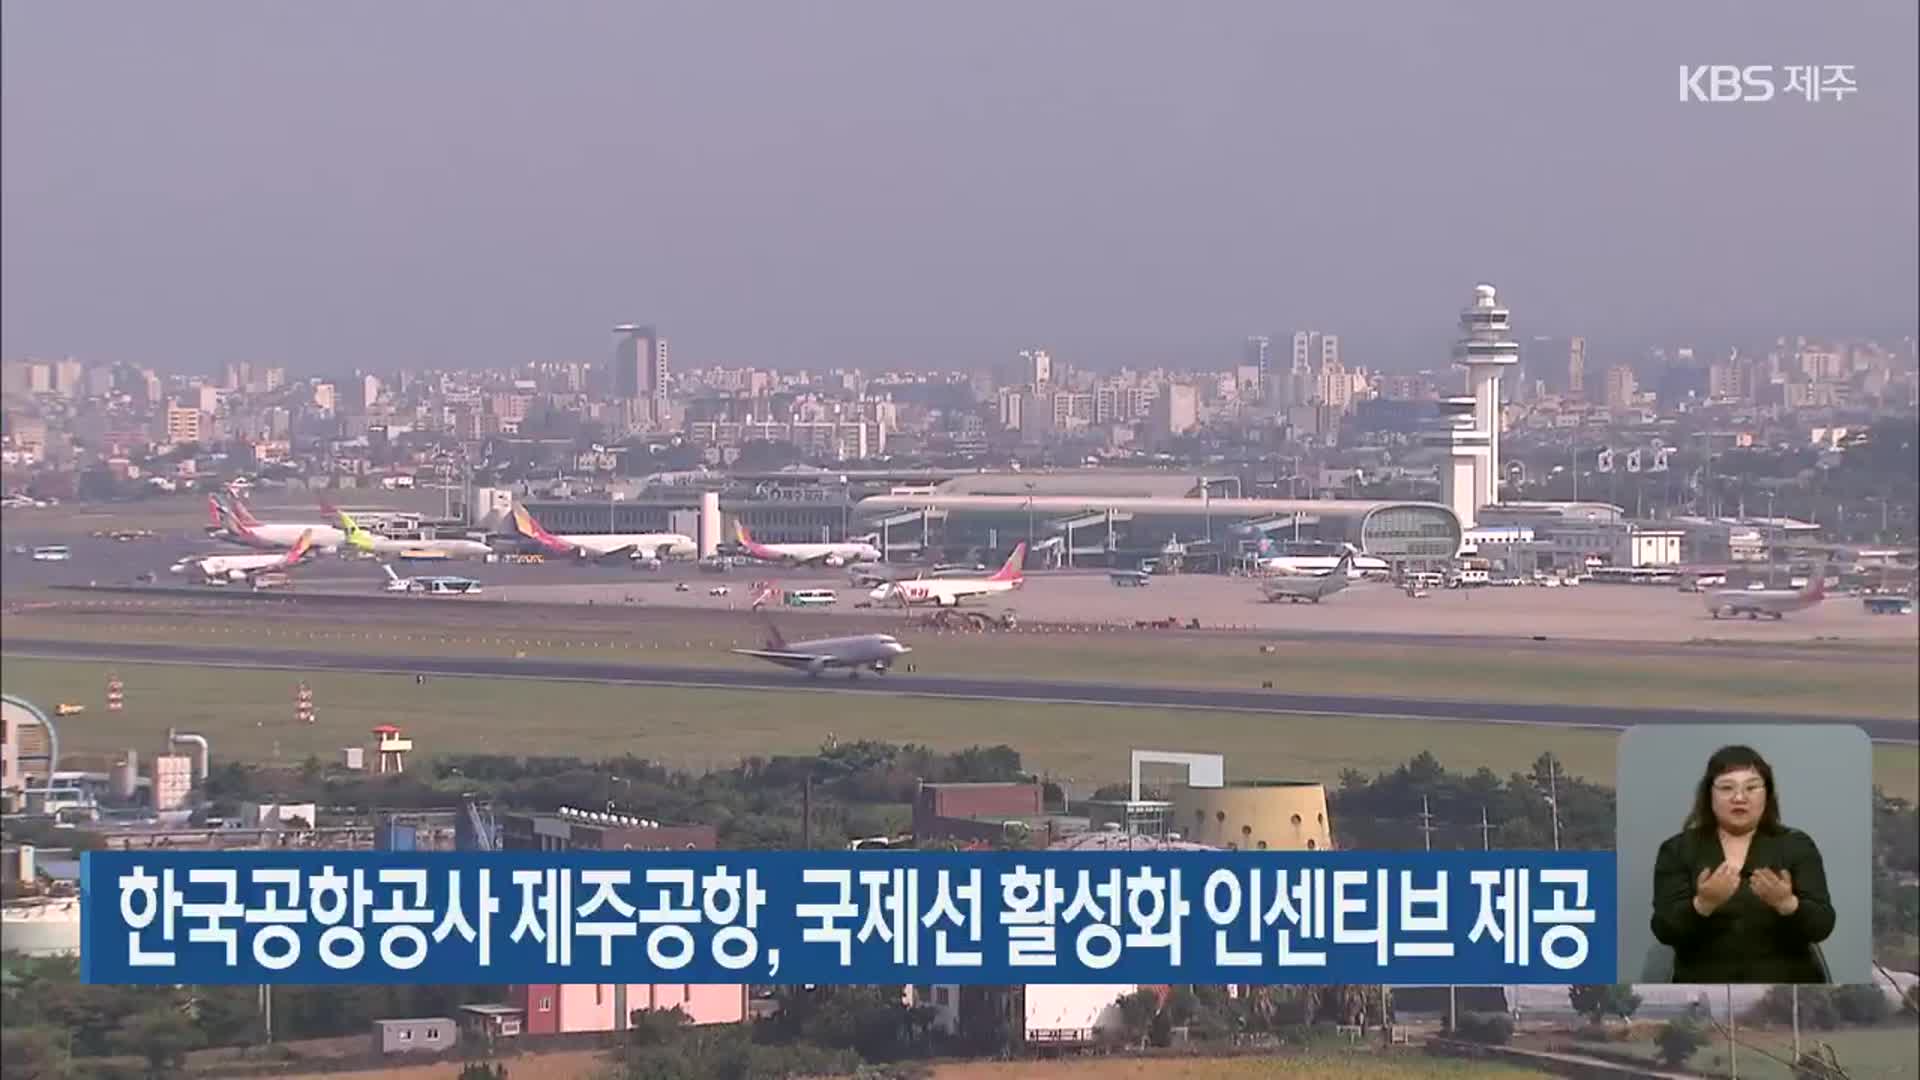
[614,324,669,427]
[1566,336,1587,399]
[1246,336,1272,403]
[1604,364,1638,409]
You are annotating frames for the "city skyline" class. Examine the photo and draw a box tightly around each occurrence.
[4,2,1916,374]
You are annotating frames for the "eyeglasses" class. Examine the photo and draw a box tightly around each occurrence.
[1712,782,1767,798]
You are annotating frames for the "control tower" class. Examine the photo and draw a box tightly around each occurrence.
[1440,284,1520,526]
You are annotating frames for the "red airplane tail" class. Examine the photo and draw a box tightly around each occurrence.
[283,530,315,565]
[206,495,224,528]
[990,543,1027,583]
[229,493,261,527]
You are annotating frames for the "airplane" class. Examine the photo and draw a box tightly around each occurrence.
[338,509,493,560]
[171,530,316,585]
[730,618,910,677]
[1253,540,1386,579]
[870,543,1026,607]
[382,564,484,595]
[1260,552,1355,603]
[1705,573,1826,620]
[734,522,881,568]
[219,494,349,551]
[847,561,989,587]
[511,505,695,563]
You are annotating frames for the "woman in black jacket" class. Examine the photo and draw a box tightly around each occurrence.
[1649,744,1836,983]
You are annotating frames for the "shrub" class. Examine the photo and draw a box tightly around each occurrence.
[1655,1019,1708,1068]
[1456,1011,1513,1046]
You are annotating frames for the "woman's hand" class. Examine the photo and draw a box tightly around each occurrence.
[1749,868,1799,916]
[1693,861,1742,916]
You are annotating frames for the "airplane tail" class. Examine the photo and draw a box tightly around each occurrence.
[991,543,1028,583]
[1335,551,1354,576]
[1803,570,1826,601]
[760,615,788,650]
[511,505,557,541]
[229,494,261,527]
[206,494,224,528]
[382,563,400,582]
[283,530,315,565]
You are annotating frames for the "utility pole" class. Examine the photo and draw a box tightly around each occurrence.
[802,773,813,849]
[1477,806,1494,850]
[1420,797,1454,1033]
[1728,984,1739,1079]
[1549,758,1561,852]
[1791,984,1800,1064]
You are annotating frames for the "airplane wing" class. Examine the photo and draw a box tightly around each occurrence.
[589,545,638,563]
[730,648,832,670]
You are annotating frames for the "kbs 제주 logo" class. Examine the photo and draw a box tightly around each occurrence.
[1679,65,1857,103]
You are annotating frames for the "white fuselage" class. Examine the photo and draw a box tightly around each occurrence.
[1256,554,1383,579]
[231,522,347,551]
[873,576,1016,607]
[556,533,696,559]
[356,534,493,558]
[173,551,294,581]
[752,541,883,566]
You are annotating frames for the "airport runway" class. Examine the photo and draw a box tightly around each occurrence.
[9,637,1914,744]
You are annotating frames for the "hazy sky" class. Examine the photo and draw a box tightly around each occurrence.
[4,2,1915,375]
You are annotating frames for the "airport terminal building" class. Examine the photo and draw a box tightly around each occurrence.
[854,472,1462,570]
[512,470,1462,571]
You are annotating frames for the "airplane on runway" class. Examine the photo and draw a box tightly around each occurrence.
[735,522,881,568]
[172,530,316,584]
[1260,552,1355,603]
[218,494,349,551]
[1254,540,1385,578]
[511,505,695,563]
[1704,573,1826,620]
[337,509,492,560]
[870,544,1026,607]
[382,564,485,595]
[731,619,910,677]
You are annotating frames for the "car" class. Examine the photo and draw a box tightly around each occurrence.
[708,585,731,597]
[674,582,690,593]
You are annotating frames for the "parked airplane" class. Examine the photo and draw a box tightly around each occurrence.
[220,495,348,551]
[1261,553,1355,603]
[338,509,492,560]
[511,505,695,562]
[1705,574,1826,620]
[1254,540,1385,578]
[172,530,316,584]
[871,544,1026,607]
[731,619,910,677]
[848,561,990,587]
[382,564,484,595]
[735,522,881,568]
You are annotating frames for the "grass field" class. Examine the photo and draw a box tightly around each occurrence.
[10,598,1918,719]
[1582,1025,1920,1079]
[929,1052,1553,1079]
[7,657,1918,798]
[258,1049,1556,1080]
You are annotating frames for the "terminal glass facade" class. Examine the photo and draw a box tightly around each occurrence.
[1358,505,1463,561]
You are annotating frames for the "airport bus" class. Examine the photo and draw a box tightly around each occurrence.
[784,588,838,607]
[30,545,71,562]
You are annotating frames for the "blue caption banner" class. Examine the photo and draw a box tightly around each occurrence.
[81,851,1615,985]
